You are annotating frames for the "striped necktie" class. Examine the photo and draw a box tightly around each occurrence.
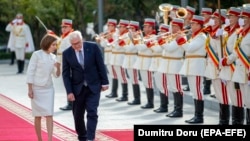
[78,50,84,69]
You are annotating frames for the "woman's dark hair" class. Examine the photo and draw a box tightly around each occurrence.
[40,34,58,51]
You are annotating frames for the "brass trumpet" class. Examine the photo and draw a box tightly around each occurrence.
[143,32,171,42]
[143,29,191,43]
[164,29,191,38]
[94,32,110,41]
[176,7,188,19]
[128,30,144,45]
[159,3,173,24]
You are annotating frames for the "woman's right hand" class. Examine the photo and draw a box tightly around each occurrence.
[28,91,34,99]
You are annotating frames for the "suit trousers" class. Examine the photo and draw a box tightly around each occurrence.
[73,85,101,140]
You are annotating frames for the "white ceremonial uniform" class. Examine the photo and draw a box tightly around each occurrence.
[157,38,184,93]
[148,42,162,72]
[133,34,156,88]
[100,31,118,65]
[26,50,59,116]
[122,38,139,84]
[110,32,129,83]
[6,22,34,59]
[204,27,229,104]
[219,25,242,107]
[179,31,207,100]
[100,31,118,78]
[227,31,250,108]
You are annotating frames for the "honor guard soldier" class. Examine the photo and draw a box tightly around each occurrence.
[181,6,196,92]
[149,24,169,113]
[111,19,130,102]
[133,18,157,109]
[221,7,250,125]
[58,19,74,111]
[204,9,231,125]
[124,21,142,105]
[98,19,119,98]
[157,19,186,117]
[5,13,34,74]
[201,7,213,95]
[178,15,207,124]
[219,7,242,125]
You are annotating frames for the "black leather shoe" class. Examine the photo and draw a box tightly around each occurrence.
[153,107,168,113]
[141,103,154,109]
[210,94,216,98]
[203,89,211,95]
[185,117,203,124]
[105,93,118,98]
[59,105,72,110]
[166,111,183,117]
[128,100,140,105]
[17,71,23,74]
[116,97,128,102]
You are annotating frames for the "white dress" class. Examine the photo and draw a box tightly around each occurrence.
[26,50,58,116]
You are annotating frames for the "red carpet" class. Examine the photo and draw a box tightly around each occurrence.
[0,94,133,141]
[0,106,61,141]
[98,129,133,141]
[0,94,78,141]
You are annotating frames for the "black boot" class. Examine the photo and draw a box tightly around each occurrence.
[246,108,250,125]
[232,106,244,125]
[128,84,141,105]
[59,101,73,110]
[185,99,204,124]
[167,92,183,117]
[203,78,211,95]
[154,92,168,113]
[182,76,190,91]
[116,83,128,101]
[10,51,15,65]
[17,60,22,74]
[141,88,154,109]
[106,79,118,98]
[218,104,230,125]
[20,60,25,73]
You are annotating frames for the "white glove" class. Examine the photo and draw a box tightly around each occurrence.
[238,18,244,27]
[17,19,23,23]
[225,18,230,26]
[12,19,18,24]
[207,19,215,26]
[215,28,223,36]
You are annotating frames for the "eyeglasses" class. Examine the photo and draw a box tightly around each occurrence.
[71,40,82,46]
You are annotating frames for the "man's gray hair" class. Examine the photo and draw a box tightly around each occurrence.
[69,30,83,41]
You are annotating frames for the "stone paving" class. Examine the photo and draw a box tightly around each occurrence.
[0,59,220,132]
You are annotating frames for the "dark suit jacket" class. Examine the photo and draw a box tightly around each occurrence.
[62,41,109,95]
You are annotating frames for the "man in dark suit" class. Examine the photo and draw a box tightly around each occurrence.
[62,30,109,141]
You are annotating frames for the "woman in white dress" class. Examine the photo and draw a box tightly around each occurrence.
[26,32,60,141]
